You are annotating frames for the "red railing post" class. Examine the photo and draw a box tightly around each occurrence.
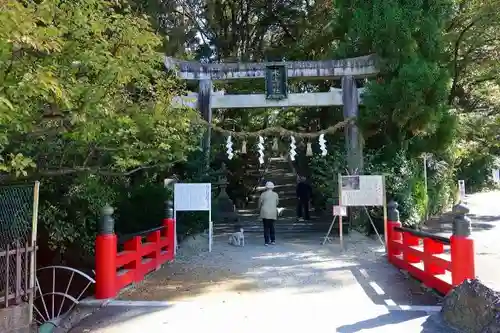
[164,200,175,261]
[402,232,420,263]
[423,238,445,275]
[147,230,161,269]
[95,205,118,299]
[387,201,402,261]
[450,203,475,286]
[124,236,143,283]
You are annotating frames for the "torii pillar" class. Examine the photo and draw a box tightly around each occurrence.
[198,79,212,171]
[342,75,363,175]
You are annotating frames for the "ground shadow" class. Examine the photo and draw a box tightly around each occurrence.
[336,311,455,333]
[120,237,361,301]
[423,215,498,236]
[336,311,429,333]
[68,305,171,332]
[349,260,441,306]
[424,221,494,233]
[119,233,441,308]
[420,313,462,333]
[469,214,500,223]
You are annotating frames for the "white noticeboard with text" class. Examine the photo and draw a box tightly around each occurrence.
[340,175,384,207]
[174,183,213,252]
[337,174,387,252]
[333,205,347,216]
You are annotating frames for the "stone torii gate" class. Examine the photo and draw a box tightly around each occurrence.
[164,55,379,174]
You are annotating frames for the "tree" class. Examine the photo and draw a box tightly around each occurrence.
[445,0,500,190]
[0,0,200,178]
[447,0,500,112]
[0,0,201,257]
[333,0,454,153]
[327,0,458,224]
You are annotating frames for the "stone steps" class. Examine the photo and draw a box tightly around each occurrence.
[248,157,298,212]
[216,155,333,235]
[216,208,349,235]
[254,183,297,191]
[215,222,349,235]
[252,189,296,198]
[238,206,315,216]
[246,196,299,208]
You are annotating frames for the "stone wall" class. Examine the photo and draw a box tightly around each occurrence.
[0,303,32,333]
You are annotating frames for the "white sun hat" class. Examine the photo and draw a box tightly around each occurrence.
[265,181,275,189]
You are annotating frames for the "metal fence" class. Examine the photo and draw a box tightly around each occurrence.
[0,241,37,307]
[0,182,39,311]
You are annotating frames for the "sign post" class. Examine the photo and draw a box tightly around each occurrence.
[174,183,212,252]
[322,205,347,245]
[458,180,466,202]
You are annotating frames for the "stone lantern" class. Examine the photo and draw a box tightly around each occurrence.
[213,163,239,224]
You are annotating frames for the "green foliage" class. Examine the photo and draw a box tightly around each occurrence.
[0,0,200,176]
[115,181,168,236]
[456,150,497,192]
[445,1,500,190]
[455,113,500,192]
[426,158,457,215]
[308,141,345,208]
[39,175,118,256]
[311,0,460,229]
[334,0,455,154]
[0,0,202,259]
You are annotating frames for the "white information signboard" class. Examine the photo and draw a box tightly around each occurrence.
[333,205,347,216]
[322,205,348,245]
[174,183,213,252]
[335,174,386,251]
[174,183,211,211]
[493,169,500,184]
[340,175,384,206]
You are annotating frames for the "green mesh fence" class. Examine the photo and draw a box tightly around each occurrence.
[0,184,34,248]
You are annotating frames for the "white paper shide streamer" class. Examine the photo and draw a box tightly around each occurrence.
[319,133,327,156]
[289,136,297,161]
[226,136,234,160]
[257,136,265,164]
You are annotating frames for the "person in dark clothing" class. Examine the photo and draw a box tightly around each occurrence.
[296,176,312,220]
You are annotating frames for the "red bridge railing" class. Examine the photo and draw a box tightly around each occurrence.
[94,201,175,299]
[386,201,475,295]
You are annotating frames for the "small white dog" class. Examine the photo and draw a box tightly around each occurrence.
[228,227,245,246]
[277,207,285,216]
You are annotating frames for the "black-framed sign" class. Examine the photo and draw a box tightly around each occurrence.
[265,64,288,100]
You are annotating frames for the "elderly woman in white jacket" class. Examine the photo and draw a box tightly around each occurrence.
[258,181,279,246]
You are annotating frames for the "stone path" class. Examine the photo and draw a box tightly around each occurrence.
[423,190,500,291]
[463,190,500,291]
[70,231,453,332]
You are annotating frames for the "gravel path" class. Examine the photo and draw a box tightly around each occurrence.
[68,194,500,333]
[71,231,449,332]
[119,231,440,305]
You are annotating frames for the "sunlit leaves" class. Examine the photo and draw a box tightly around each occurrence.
[0,0,200,176]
